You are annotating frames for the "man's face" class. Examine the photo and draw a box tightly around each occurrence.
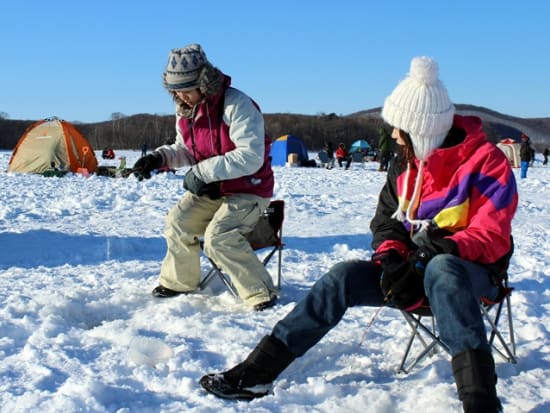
[175,89,202,107]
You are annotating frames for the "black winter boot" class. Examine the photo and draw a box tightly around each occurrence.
[200,335,296,400]
[452,349,503,413]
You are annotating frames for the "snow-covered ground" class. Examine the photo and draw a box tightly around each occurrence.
[1,150,549,412]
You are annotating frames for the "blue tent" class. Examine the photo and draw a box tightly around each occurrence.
[270,134,309,166]
[349,139,371,153]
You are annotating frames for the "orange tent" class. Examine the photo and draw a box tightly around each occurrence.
[8,117,98,174]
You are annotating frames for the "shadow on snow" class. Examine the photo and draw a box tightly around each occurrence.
[0,229,165,269]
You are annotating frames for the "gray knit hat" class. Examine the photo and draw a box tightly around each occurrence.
[163,44,209,91]
[382,56,455,161]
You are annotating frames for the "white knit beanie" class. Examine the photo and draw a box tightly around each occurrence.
[382,56,455,161]
[164,44,209,91]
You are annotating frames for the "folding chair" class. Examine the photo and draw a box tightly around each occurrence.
[317,151,329,168]
[198,200,285,298]
[397,274,517,374]
[351,151,367,167]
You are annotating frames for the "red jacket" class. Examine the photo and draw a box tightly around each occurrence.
[335,147,349,159]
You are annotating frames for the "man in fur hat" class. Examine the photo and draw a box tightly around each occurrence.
[133,44,277,311]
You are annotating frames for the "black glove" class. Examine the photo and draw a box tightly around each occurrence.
[183,169,221,200]
[385,262,425,309]
[373,249,425,309]
[411,238,458,271]
[373,249,408,294]
[133,152,163,181]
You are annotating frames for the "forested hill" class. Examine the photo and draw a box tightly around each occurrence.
[355,104,550,149]
[0,104,548,151]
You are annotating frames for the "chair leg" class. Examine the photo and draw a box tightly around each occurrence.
[276,246,282,290]
[481,298,517,364]
[217,271,239,298]
[399,314,423,374]
[198,268,219,291]
[199,258,239,298]
[399,312,450,373]
[398,291,517,374]
[200,245,283,299]
[261,246,283,291]
[506,294,517,358]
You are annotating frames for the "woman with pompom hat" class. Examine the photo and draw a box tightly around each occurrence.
[199,56,518,412]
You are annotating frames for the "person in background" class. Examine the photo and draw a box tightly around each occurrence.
[543,147,549,165]
[335,142,352,169]
[102,147,115,160]
[132,43,277,311]
[200,56,518,413]
[378,126,392,171]
[141,143,148,157]
[519,133,534,178]
[324,141,335,169]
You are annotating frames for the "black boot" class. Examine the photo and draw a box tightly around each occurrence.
[452,349,503,413]
[200,335,295,400]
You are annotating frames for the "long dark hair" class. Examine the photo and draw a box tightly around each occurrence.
[397,129,415,169]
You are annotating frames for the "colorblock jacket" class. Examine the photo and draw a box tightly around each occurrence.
[371,115,518,268]
[156,76,274,198]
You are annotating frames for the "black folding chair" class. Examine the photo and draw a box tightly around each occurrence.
[198,200,285,297]
[398,275,517,374]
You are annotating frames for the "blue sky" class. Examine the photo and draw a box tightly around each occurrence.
[1,1,548,123]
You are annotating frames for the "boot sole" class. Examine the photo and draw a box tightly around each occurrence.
[151,286,186,298]
[199,374,270,400]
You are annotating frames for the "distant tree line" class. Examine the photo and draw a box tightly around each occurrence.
[0,112,387,151]
[265,112,386,150]
[1,106,547,152]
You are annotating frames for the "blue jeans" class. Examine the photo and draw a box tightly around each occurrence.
[272,260,384,356]
[272,255,497,357]
[425,254,498,355]
[520,161,529,178]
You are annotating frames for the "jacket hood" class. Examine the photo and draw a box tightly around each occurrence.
[422,115,486,175]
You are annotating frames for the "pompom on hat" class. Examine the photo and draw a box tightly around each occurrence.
[382,56,455,161]
[163,44,209,91]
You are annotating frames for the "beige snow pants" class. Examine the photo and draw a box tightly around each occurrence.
[158,192,277,307]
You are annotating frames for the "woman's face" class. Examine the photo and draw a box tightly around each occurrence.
[175,89,203,107]
[391,128,406,146]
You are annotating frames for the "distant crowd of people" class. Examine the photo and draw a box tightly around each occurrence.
[318,131,546,178]
[320,130,395,171]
